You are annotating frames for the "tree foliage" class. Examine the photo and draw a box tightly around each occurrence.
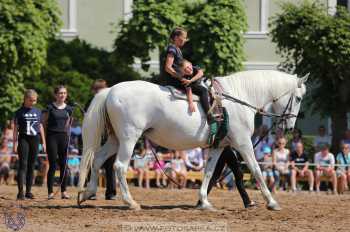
[114,0,186,71]
[185,0,247,76]
[113,0,247,76]
[0,0,61,125]
[269,1,350,151]
[25,38,141,117]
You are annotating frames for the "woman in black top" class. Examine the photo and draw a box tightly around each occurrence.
[13,89,46,200]
[163,27,188,87]
[42,85,73,199]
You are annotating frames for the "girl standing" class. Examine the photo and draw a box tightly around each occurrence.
[43,86,73,199]
[13,89,46,200]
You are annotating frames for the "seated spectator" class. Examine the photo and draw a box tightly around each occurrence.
[341,129,350,146]
[2,120,14,151]
[314,144,337,193]
[67,154,80,186]
[273,137,290,190]
[133,145,151,188]
[170,151,187,189]
[150,152,167,188]
[273,128,285,149]
[0,137,11,185]
[184,147,204,171]
[290,142,314,192]
[313,125,332,151]
[261,146,276,193]
[290,128,303,152]
[253,125,275,163]
[336,143,350,194]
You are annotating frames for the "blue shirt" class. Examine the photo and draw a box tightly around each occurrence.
[14,106,42,136]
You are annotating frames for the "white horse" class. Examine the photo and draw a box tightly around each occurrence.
[77,70,308,210]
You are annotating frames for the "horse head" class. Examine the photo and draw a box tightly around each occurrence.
[270,73,309,131]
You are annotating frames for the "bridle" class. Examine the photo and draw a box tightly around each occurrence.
[221,86,299,131]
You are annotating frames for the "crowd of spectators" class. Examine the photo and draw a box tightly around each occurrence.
[254,125,350,194]
[1,117,350,194]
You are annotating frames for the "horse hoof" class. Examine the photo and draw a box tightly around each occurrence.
[267,202,281,211]
[128,201,141,211]
[196,202,216,211]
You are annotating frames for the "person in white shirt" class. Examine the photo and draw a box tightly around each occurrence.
[314,144,337,193]
[184,147,204,171]
[313,125,332,151]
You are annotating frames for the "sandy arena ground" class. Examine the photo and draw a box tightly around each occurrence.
[0,185,350,232]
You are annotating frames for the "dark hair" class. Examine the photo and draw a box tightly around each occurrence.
[54,85,67,94]
[170,27,187,41]
[92,79,107,91]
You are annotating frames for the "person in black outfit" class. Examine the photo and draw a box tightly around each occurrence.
[198,147,256,208]
[13,89,46,200]
[42,85,73,200]
[85,79,117,200]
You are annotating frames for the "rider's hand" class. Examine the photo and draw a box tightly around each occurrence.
[189,103,196,113]
[181,79,192,86]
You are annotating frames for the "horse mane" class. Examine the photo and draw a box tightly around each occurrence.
[216,70,300,107]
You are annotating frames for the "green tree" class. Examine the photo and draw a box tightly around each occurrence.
[185,0,247,76]
[0,0,61,125]
[113,0,247,76]
[270,1,350,152]
[114,0,186,71]
[25,38,140,118]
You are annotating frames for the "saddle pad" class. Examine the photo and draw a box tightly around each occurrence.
[166,86,200,102]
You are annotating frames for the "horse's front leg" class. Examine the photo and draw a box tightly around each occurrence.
[237,143,281,211]
[198,148,223,210]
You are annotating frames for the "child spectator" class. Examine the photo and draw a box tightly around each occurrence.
[184,147,204,172]
[13,89,46,200]
[253,125,274,163]
[261,146,276,193]
[336,143,350,194]
[2,120,14,151]
[133,144,151,188]
[314,144,337,193]
[150,152,167,188]
[0,137,11,185]
[67,154,80,186]
[290,142,314,192]
[170,151,187,189]
[313,125,332,151]
[273,137,290,190]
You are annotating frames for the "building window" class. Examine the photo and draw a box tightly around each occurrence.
[244,0,269,39]
[58,0,77,38]
[337,0,348,7]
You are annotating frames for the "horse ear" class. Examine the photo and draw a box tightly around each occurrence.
[298,73,310,88]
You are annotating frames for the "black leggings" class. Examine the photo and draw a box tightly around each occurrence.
[102,154,117,197]
[17,135,39,194]
[190,84,210,114]
[46,132,69,194]
[208,147,251,207]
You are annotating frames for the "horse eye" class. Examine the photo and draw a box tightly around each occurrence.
[295,96,302,103]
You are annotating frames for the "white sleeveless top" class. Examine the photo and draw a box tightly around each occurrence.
[274,148,290,174]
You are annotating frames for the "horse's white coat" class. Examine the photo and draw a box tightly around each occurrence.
[78,70,307,210]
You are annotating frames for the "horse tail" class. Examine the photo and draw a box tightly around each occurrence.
[78,88,111,191]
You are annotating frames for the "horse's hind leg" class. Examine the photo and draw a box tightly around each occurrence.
[114,136,141,210]
[236,142,281,211]
[198,148,223,210]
